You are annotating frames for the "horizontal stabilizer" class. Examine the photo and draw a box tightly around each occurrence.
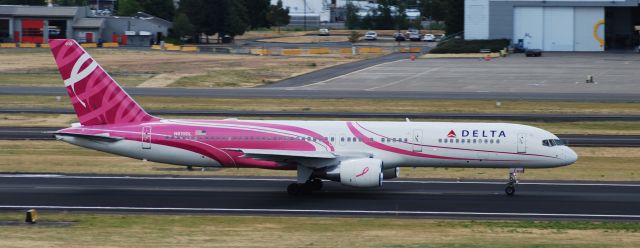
[54,132,123,142]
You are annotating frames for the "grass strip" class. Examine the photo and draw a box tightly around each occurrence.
[0,212,638,248]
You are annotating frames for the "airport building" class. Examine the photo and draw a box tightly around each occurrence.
[464,0,640,51]
[0,5,171,46]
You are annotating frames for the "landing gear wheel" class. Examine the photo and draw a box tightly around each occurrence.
[287,183,300,196]
[287,183,313,196]
[505,168,521,196]
[505,183,516,196]
[310,178,323,191]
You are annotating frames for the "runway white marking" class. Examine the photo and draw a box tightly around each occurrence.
[295,60,405,88]
[1,174,639,187]
[366,67,441,91]
[0,205,638,219]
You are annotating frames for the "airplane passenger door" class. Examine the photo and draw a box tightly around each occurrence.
[517,133,527,153]
[412,129,423,152]
[142,126,152,149]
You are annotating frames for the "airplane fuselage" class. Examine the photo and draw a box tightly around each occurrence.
[57,119,577,170]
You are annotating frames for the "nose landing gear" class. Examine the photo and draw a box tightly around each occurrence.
[505,168,523,196]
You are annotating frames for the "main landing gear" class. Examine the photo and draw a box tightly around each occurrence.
[505,168,523,196]
[287,178,323,196]
[287,166,323,196]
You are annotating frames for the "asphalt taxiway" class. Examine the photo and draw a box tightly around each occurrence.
[4,108,640,121]
[2,86,640,102]
[0,175,638,220]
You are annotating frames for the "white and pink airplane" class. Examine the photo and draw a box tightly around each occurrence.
[50,39,577,196]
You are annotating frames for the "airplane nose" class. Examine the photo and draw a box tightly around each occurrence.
[564,147,578,165]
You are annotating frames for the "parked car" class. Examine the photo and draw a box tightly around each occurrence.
[393,32,406,41]
[408,33,421,41]
[422,34,436,42]
[435,34,446,42]
[318,28,330,36]
[364,31,378,40]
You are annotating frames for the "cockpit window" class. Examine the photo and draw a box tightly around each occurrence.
[543,139,566,147]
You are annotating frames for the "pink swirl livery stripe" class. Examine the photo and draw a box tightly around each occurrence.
[49,39,158,126]
[354,122,554,159]
[203,120,335,151]
[347,122,519,162]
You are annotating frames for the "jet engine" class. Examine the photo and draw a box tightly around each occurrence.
[320,158,384,188]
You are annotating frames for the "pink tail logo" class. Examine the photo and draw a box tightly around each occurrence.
[356,167,370,177]
[49,39,157,126]
[64,52,98,108]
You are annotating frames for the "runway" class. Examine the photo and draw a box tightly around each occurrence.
[4,108,640,122]
[2,127,639,147]
[2,86,640,102]
[0,174,639,220]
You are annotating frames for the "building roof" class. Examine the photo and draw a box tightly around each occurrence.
[73,18,105,28]
[133,12,172,28]
[0,5,79,17]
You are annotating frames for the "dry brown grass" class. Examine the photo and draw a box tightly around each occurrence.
[1,141,638,181]
[4,95,640,115]
[0,48,358,88]
[0,212,637,248]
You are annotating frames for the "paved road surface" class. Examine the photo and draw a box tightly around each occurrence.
[2,86,639,101]
[3,108,640,122]
[0,175,638,220]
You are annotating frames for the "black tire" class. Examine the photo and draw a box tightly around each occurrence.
[505,184,516,196]
[311,179,323,191]
[287,183,300,196]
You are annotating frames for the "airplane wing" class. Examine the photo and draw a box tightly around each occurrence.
[224,149,336,159]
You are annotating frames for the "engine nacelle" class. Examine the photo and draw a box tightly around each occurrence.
[382,167,400,180]
[333,158,384,188]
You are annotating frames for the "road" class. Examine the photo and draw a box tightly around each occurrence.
[2,86,640,101]
[263,52,415,88]
[1,127,639,146]
[0,175,638,220]
[4,108,640,122]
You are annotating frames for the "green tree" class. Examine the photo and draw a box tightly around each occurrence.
[138,0,174,20]
[444,0,464,35]
[117,0,142,16]
[179,0,249,43]
[345,3,359,30]
[220,0,249,38]
[373,0,394,30]
[266,0,289,32]
[55,0,88,6]
[244,0,271,29]
[0,0,45,4]
[170,12,194,41]
[420,0,446,21]
[394,0,408,30]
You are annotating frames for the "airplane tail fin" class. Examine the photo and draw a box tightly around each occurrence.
[49,39,158,126]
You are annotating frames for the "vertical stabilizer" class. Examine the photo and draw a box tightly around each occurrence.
[49,39,158,126]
